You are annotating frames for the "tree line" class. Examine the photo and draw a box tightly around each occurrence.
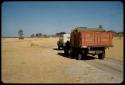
[30,32,66,38]
[30,33,48,38]
[18,28,123,40]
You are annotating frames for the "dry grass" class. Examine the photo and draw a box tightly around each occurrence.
[1,37,123,83]
[106,37,123,60]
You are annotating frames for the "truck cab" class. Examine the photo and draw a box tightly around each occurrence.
[57,33,70,50]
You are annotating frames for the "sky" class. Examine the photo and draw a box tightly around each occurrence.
[2,1,123,37]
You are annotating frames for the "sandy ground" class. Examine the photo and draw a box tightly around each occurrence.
[106,37,123,60]
[1,37,123,83]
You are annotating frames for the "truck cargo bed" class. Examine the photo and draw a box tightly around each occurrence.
[70,31,113,47]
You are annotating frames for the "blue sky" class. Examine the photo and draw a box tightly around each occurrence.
[2,1,123,37]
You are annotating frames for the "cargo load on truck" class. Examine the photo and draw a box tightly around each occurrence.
[71,27,106,32]
[64,27,113,60]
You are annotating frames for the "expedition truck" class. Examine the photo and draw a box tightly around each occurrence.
[64,27,113,60]
[57,33,70,50]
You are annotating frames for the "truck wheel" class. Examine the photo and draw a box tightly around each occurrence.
[64,49,68,55]
[58,46,60,50]
[83,53,87,59]
[98,50,105,59]
[76,53,83,60]
[69,48,75,59]
[67,49,71,55]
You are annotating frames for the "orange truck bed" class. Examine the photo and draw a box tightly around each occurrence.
[70,31,113,47]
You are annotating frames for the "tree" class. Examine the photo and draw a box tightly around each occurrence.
[18,29,24,39]
[36,33,39,37]
[39,33,42,37]
[56,32,66,36]
[31,34,35,38]
[99,25,103,28]
[35,33,42,38]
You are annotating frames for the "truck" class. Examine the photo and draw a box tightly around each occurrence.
[57,33,70,50]
[64,27,113,60]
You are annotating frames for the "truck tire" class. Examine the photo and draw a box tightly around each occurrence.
[58,46,61,50]
[64,49,68,55]
[69,48,75,59]
[67,49,71,55]
[76,48,88,60]
[98,50,105,59]
[64,47,71,55]
[77,53,83,60]
[64,48,71,56]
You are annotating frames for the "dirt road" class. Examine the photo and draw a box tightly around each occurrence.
[57,50,123,83]
[84,57,123,78]
[1,37,123,83]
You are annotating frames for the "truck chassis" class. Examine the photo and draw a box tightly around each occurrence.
[64,45,106,60]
